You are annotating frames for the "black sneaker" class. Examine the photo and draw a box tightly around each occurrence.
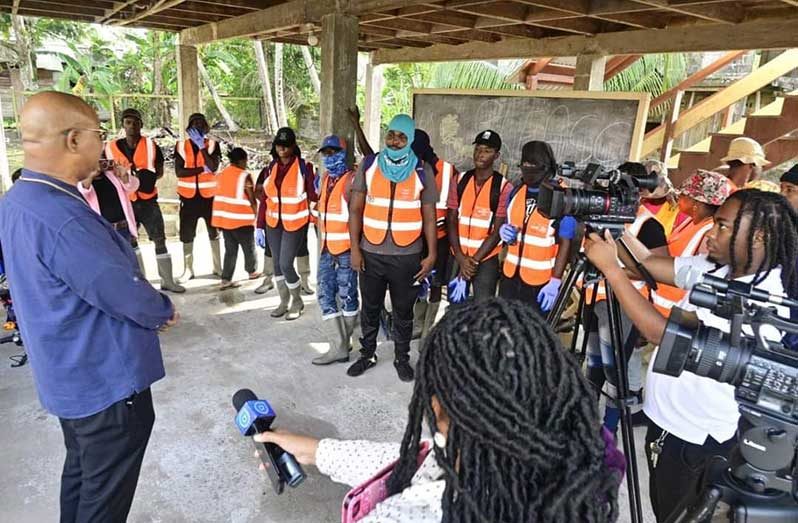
[347,354,377,377]
[394,360,415,382]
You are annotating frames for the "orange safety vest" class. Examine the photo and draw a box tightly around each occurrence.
[318,172,352,255]
[457,173,506,260]
[176,138,218,199]
[211,165,256,230]
[650,217,714,316]
[502,190,558,286]
[362,159,424,247]
[435,159,455,240]
[579,206,655,303]
[264,158,310,232]
[104,138,157,202]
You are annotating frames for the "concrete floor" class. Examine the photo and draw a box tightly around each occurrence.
[0,232,655,523]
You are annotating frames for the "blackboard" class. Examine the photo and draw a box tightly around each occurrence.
[412,89,649,178]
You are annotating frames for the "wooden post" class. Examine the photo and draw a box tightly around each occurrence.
[573,54,607,91]
[364,55,384,150]
[319,13,359,161]
[660,90,684,162]
[176,35,201,138]
[0,92,11,192]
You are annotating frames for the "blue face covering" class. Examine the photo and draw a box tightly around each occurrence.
[323,150,348,178]
[378,114,418,183]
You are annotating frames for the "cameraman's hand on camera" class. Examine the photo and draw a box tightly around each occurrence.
[584,230,620,274]
[253,429,319,467]
[499,223,519,245]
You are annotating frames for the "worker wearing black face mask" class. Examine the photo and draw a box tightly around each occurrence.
[498,141,576,312]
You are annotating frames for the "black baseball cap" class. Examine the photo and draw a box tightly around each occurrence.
[473,129,501,151]
[273,127,297,147]
[781,164,798,185]
[120,108,143,123]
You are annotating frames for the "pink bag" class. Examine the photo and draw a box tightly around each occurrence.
[341,442,431,523]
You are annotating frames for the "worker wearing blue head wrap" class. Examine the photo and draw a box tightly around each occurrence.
[347,114,439,382]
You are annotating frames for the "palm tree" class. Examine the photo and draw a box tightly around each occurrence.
[604,53,687,118]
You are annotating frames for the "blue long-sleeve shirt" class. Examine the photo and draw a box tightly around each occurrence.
[0,169,174,419]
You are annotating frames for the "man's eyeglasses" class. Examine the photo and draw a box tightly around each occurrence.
[61,128,108,141]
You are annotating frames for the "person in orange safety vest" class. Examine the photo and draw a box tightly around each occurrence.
[348,114,438,382]
[498,141,576,313]
[102,108,184,293]
[310,135,361,366]
[175,112,222,280]
[211,148,261,290]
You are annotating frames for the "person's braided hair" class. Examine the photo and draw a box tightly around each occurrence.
[726,189,798,298]
[387,298,619,522]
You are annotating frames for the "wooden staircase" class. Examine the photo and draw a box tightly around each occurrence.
[668,90,798,185]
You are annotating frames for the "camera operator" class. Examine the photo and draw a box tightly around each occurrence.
[582,162,669,435]
[584,189,798,522]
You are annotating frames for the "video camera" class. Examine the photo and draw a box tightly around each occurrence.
[537,162,659,239]
[655,274,798,518]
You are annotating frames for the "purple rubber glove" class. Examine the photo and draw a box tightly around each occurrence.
[255,228,266,249]
[536,277,561,312]
[499,223,519,245]
[187,128,206,149]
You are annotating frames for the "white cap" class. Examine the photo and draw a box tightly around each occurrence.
[721,137,768,167]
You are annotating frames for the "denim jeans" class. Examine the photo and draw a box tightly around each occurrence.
[317,250,359,319]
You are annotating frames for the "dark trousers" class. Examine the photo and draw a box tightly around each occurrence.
[266,224,308,285]
[644,419,735,522]
[179,196,218,243]
[360,251,421,362]
[221,226,257,281]
[498,274,544,314]
[262,223,308,259]
[59,389,155,523]
[470,255,500,301]
[132,199,167,254]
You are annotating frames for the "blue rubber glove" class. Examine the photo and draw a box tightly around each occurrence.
[255,228,266,249]
[499,223,519,245]
[537,277,561,312]
[187,128,206,149]
[447,276,468,304]
[202,165,214,174]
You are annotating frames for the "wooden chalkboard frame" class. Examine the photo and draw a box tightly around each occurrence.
[411,88,651,162]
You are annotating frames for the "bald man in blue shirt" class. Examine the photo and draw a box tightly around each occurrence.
[0,92,177,523]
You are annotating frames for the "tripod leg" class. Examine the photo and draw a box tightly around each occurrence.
[606,286,645,523]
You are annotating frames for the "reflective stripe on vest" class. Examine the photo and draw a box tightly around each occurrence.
[457,173,504,259]
[502,191,558,286]
[264,158,309,232]
[211,165,255,229]
[362,160,423,247]
[579,206,655,303]
[319,172,352,255]
[650,218,714,315]
[176,138,217,199]
[105,138,157,202]
[435,159,453,239]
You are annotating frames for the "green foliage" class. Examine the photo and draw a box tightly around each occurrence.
[380,62,433,123]
[429,60,523,90]
[604,53,687,118]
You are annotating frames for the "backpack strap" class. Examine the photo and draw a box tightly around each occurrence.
[456,170,475,202]
[488,172,505,231]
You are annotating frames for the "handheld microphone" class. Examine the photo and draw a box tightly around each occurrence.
[675,265,798,309]
[232,389,305,494]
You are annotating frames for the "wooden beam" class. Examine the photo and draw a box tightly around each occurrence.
[97,0,139,23]
[604,54,641,80]
[627,0,745,24]
[642,49,798,156]
[115,0,186,26]
[650,50,746,109]
[372,15,798,64]
[181,0,438,44]
[659,89,684,161]
[12,0,20,15]
[573,53,606,90]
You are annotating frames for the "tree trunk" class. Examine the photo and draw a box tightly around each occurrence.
[253,40,278,134]
[300,45,321,96]
[197,59,239,132]
[11,15,36,90]
[151,31,168,127]
[273,43,288,128]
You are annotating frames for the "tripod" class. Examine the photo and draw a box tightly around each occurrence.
[547,253,645,523]
[665,403,798,522]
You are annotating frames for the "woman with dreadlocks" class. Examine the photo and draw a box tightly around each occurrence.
[254,298,622,522]
[585,189,798,522]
